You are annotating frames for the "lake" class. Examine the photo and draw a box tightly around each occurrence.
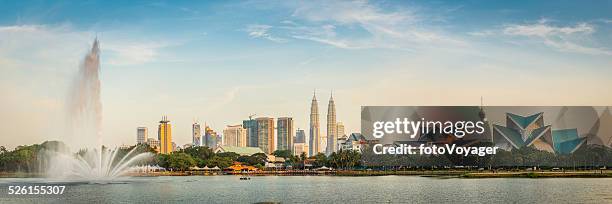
[1,176,611,203]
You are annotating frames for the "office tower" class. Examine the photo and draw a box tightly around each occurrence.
[192,122,202,146]
[137,127,147,144]
[204,125,219,148]
[243,118,258,147]
[157,116,172,154]
[293,142,309,157]
[326,92,337,155]
[223,124,247,147]
[256,117,275,154]
[337,122,345,139]
[309,91,321,156]
[277,117,294,152]
[337,122,345,150]
[147,138,160,153]
[296,128,306,143]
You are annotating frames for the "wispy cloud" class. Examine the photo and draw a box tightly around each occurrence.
[0,24,176,67]
[503,19,594,37]
[467,30,496,37]
[104,41,169,66]
[501,19,611,55]
[245,24,288,43]
[244,0,465,50]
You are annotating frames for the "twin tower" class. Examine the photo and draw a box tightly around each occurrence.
[309,90,337,156]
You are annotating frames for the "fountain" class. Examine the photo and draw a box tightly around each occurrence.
[43,38,153,181]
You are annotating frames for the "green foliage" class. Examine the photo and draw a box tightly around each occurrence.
[179,146,214,161]
[272,150,292,158]
[202,156,233,169]
[0,143,44,172]
[313,153,328,167]
[236,153,267,166]
[216,152,240,161]
[167,153,196,171]
[2,140,610,172]
[155,154,170,169]
[328,149,361,169]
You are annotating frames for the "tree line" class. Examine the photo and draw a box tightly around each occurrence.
[1,141,611,172]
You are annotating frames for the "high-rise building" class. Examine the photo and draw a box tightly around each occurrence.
[157,116,173,154]
[293,142,309,157]
[337,122,346,150]
[277,117,294,152]
[137,127,147,144]
[337,122,345,138]
[295,128,306,143]
[243,118,258,147]
[147,138,160,153]
[192,122,202,146]
[326,92,337,155]
[309,91,321,156]
[256,117,275,154]
[204,125,220,148]
[223,124,247,147]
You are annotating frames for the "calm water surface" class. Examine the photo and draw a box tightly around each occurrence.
[0,176,611,203]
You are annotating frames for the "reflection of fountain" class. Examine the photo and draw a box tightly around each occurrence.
[45,38,152,180]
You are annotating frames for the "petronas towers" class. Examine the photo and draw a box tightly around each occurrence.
[309,91,320,156]
[309,90,337,156]
[326,93,337,155]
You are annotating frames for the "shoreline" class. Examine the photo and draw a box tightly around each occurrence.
[3,170,610,179]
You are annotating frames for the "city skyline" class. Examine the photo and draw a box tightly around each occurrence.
[2,1,612,149]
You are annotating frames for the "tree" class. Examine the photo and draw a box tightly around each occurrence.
[216,152,240,161]
[167,153,196,171]
[273,150,292,158]
[313,153,328,167]
[203,156,233,169]
[155,154,170,169]
[328,150,361,169]
[179,146,214,161]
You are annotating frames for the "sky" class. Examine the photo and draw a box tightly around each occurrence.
[1,0,611,149]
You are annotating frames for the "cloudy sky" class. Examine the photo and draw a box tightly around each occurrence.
[1,0,611,149]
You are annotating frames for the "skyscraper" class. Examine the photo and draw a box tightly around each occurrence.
[223,124,247,147]
[158,116,172,154]
[309,91,321,156]
[337,121,346,151]
[256,117,275,154]
[243,118,258,147]
[147,138,160,153]
[296,128,306,143]
[277,117,294,152]
[192,122,202,146]
[137,127,147,144]
[337,122,345,139]
[293,142,309,157]
[204,125,220,148]
[326,92,337,155]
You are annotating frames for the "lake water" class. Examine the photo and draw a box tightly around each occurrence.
[1,176,611,203]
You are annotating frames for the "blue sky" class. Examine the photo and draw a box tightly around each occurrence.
[1,0,611,149]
